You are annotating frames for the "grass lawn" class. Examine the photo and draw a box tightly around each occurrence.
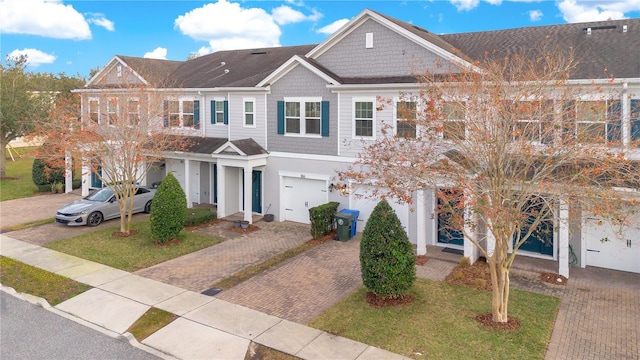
[1,154,38,201]
[309,279,559,360]
[44,220,224,272]
[0,256,91,305]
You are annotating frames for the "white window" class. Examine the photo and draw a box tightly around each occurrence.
[107,98,118,125]
[116,65,122,77]
[215,101,225,124]
[244,99,255,127]
[573,100,621,145]
[396,101,417,138]
[509,100,554,143]
[88,98,99,123]
[127,99,140,125]
[354,99,374,138]
[442,102,465,140]
[166,99,195,128]
[284,98,321,136]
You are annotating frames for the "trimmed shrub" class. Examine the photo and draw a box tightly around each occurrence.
[360,199,416,299]
[309,201,339,239]
[184,208,217,227]
[150,173,187,244]
[32,157,65,192]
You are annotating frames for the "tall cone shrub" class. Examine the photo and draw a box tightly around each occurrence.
[360,199,416,299]
[150,173,187,243]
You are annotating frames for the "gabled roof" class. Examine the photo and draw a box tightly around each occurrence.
[162,136,267,156]
[116,56,183,86]
[172,45,316,88]
[257,55,341,87]
[441,18,640,80]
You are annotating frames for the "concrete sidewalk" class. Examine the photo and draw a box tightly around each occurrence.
[0,234,410,360]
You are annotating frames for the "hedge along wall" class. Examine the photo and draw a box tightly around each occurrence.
[309,201,340,239]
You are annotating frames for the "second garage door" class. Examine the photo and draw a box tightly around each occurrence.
[283,177,328,224]
[583,213,640,274]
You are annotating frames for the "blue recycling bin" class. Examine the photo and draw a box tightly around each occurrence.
[339,209,360,237]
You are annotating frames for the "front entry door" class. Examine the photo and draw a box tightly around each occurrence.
[252,170,262,213]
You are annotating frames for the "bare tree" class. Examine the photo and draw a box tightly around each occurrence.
[339,47,639,323]
[35,68,189,235]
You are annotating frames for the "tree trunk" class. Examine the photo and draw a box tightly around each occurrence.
[0,140,7,178]
[489,260,510,323]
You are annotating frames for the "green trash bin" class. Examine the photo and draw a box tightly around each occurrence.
[335,212,355,241]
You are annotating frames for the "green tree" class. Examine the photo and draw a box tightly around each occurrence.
[150,173,187,244]
[0,56,46,177]
[360,199,416,300]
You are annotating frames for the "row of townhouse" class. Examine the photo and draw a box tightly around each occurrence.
[75,9,640,276]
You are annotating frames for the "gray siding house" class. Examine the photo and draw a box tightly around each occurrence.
[75,9,640,276]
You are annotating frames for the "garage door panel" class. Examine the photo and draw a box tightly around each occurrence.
[284,177,327,224]
[584,213,640,274]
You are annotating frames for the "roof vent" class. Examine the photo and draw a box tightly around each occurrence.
[224,69,229,74]
[221,61,226,66]
[623,25,628,33]
[586,27,592,35]
[251,51,267,55]
[583,25,617,34]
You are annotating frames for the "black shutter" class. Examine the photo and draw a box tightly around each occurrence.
[321,101,330,137]
[277,101,285,134]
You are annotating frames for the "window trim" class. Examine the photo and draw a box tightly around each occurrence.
[283,97,323,138]
[107,97,119,125]
[394,99,417,139]
[164,98,200,129]
[573,99,621,145]
[88,97,100,124]
[127,98,140,125]
[352,97,376,140]
[441,101,466,141]
[243,97,256,128]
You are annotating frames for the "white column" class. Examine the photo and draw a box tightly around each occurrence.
[463,190,480,264]
[81,157,90,197]
[64,150,73,193]
[217,165,226,218]
[184,160,191,207]
[243,167,253,223]
[622,83,630,148]
[416,189,427,256]
[558,198,570,278]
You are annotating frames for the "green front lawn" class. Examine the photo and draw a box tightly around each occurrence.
[1,154,38,201]
[44,221,224,272]
[0,256,91,305]
[309,279,559,360]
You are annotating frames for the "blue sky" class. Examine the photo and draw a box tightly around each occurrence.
[2,0,639,79]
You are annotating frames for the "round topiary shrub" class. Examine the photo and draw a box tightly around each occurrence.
[150,172,187,244]
[360,199,416,300]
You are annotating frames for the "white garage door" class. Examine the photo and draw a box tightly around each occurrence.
[350,187,409,234]
[283,177,328,224]
[584,213,640,274]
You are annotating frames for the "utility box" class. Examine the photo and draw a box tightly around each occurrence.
[335,212,355,241]
[339,209,360,237]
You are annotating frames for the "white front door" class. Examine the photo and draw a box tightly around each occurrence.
[283,177,327,224]
[584,214,640,273]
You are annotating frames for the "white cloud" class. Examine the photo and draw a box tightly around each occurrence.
[87,13,115,31]
[273,5,309,25]
[557,0,638,23]
[175,0,282,51]
[8,48,56,67]
[0,0,91,39]
[144,47,168,60]
[316,19,349,34]
[450,0,481,11]
[529,9,543,21]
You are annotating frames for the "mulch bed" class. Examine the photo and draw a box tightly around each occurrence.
[415,255,428,266]
[475,313,521,330]
[228,224,260,234]
[539,272,568,285]
[445,261,493,292]
[366,292,414,308]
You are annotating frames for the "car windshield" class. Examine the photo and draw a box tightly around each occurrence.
[85,188,114,202]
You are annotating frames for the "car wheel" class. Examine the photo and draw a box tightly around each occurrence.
[87,212,103,227]
[144,200,152,213]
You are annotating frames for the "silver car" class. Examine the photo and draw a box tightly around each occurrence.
[55,187,156,226]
